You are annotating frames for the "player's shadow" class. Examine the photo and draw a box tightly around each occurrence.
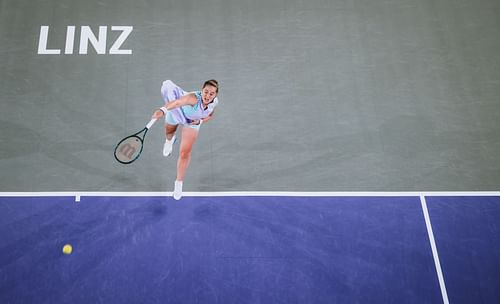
[192,200,221,222]
[148,203,168,217]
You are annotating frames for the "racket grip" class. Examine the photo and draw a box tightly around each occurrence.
[146,118,158,129]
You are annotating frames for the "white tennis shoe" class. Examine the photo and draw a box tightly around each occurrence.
[173,180,183,200]
[163,135,176,157]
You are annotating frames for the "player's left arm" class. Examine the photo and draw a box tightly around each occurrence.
[201,97,218,123]
[201,110,215,123]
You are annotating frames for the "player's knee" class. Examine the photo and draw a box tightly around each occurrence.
[179,149,191,160]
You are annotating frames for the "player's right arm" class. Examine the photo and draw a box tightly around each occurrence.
[152,93,197,119]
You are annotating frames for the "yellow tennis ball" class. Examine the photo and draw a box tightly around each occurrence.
[62,244,73,255]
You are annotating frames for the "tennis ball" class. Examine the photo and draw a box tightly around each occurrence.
[62,244,73,255]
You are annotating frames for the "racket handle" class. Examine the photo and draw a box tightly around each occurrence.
[146,118,158,129]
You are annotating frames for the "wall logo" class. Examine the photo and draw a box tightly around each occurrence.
[37,26,133,55]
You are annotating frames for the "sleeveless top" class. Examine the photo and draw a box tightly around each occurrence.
[173,91,219,124]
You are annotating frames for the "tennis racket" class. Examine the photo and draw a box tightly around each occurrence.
[114,118,157,164]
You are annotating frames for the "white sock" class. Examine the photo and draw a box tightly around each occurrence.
[166,135,176,143]
[173,180,183,200]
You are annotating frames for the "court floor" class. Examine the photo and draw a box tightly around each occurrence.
[1,192,499,303]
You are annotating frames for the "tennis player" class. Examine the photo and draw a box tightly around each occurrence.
[152,79,219,200]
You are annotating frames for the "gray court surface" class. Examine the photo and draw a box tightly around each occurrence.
[1,0,500,192]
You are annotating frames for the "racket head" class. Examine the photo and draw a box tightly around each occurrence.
[114,135,145,164]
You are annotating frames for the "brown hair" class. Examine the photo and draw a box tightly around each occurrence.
[203,79,219,93]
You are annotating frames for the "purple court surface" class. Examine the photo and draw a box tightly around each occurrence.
[1,193,499,303]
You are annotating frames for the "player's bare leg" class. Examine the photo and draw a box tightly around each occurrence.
[163,123,178,157]
[173,126,199,200]
[165,123,177,140]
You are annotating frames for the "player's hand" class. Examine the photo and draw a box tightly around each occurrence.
[152,109,164,119]
[190,119,202,125]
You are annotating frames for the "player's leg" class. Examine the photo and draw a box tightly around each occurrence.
[173,125,199,200]
[163,114,179,156]
[176,126,199,181]
[165,123,177,140]
[160,80,185,157]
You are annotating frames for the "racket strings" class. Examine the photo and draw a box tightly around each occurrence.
[114,136,143,164]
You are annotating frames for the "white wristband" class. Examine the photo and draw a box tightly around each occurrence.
[159,107,168,114]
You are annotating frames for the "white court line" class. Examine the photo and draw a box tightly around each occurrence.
[420,195,449,304]
[1,191,500,197]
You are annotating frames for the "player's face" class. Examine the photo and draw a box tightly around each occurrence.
[202,85,217,104]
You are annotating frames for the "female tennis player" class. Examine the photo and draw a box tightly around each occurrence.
[152,79,219,200]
